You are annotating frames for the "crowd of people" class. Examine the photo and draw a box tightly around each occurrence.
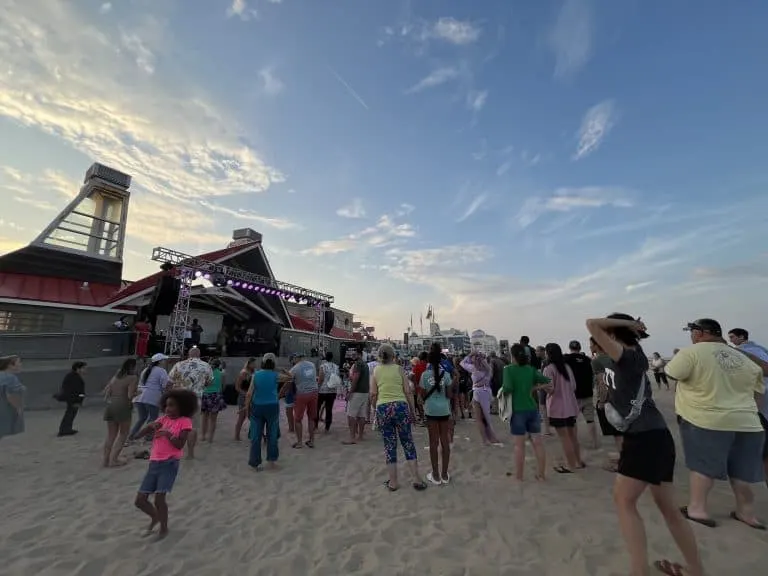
[1,314,767,575]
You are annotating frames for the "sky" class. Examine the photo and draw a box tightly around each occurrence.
[1,0,767,353]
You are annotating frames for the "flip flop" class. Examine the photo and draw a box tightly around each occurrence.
[383,480,398,492]
[679,506,717,528]
[553,465,573,474]
[412,481,428,491]
[653,559,685,575]
[291,442,303,449]
[730,511,767,530]
[305,441,314,448]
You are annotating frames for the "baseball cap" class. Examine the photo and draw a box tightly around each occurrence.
[684,318,722,337]
[263,352,277,363]
[151,353,169,363]
[289,352,302,361]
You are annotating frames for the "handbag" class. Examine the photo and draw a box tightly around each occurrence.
[604,373,649,432]
[328,372,342,390]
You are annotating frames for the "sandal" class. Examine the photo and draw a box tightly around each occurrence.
[412,481,428,491]
[553,465,573,474]
[679,506,717,528]
[653,559,685,575]
[730,511,766,530]
[291,442,303,449]
[383,480,398,492]
[305,441,314,449]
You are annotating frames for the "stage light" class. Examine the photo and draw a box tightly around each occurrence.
[227,279,233,286]
[194,271,203,278]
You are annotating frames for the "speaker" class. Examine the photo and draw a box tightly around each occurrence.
[149,275,181,316]
[323,310,335,334]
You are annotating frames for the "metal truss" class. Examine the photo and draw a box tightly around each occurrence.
[151,246,334,304]
[165,266,193,357]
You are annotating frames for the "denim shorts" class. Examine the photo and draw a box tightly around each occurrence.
[510,410,541,436]
[678,417,765,483]
[138,459,180,494]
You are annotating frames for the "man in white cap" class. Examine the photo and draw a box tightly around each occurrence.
[168,347,212,459]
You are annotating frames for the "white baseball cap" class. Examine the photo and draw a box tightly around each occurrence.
[151,353,169,363]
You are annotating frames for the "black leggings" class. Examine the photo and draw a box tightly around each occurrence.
[316,393,336,431]
[653,371,668,387]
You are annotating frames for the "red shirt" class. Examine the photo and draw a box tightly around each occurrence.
[411,360,428,391]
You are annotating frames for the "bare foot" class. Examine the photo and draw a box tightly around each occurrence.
[267,462,280,471]
[142,519,158,537]
[154,529,169,541]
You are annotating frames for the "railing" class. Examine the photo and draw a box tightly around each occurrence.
[0,329,351,361]
[0,331,131,360]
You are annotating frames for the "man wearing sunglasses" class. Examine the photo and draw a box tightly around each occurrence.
[665,318,766,530]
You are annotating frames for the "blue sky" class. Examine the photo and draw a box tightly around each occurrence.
[1,0,768,352]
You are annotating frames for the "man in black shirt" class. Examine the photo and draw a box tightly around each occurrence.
[489,352,505,414]
[564,340,599,449]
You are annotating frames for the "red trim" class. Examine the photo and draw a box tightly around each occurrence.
[288,314,353,339]
[0,272,120,307]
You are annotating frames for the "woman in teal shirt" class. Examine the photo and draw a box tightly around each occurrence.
[419,343,454,486]
[200,358,227,443]
[246,353,280,470]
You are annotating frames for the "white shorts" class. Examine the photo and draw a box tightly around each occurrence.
[347,393,370,419]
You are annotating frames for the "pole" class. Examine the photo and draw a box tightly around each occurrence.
[68,332,76,360]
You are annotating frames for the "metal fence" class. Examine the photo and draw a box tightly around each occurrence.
[0,332,131,360]
[0,329,350,362]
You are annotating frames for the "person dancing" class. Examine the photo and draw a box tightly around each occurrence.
[460,351,502,447]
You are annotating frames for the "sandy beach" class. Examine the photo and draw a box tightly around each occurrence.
[0,390,765,576]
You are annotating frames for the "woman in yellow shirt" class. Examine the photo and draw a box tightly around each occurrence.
[371,344,427,491]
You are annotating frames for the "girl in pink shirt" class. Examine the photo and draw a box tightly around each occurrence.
[134,389,198,540]
[543,343,583,473]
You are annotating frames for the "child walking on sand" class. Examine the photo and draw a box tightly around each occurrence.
[134,389,198,540]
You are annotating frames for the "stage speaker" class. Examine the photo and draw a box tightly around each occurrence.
[149,276,181,316]
[323,310,335,334]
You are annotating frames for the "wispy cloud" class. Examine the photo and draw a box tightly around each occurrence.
[120,32,155,75]
[0,1,284,209]
[574,100,616,160]
[548,0,593,78]
[466,90,488,112]
[259,67,284,96]
[326,65,369,110]
[405,67,459,94]
[457,193,488,222]
[99,2,112,14]
[303,214,415,256]
[12,196,57,211]
[430,17,481,45]
[337,198,366,219]
[197,200,299,230]
[515,186,633,229]
[227,0,258,21]
[625,281,657,292]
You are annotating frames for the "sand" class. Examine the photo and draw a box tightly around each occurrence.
[0,390,766,576]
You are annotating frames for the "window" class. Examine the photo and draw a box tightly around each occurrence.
[0,308,65,333]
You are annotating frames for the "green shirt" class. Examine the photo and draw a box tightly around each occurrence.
[501,365,550,412]
[204,369,223,394]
